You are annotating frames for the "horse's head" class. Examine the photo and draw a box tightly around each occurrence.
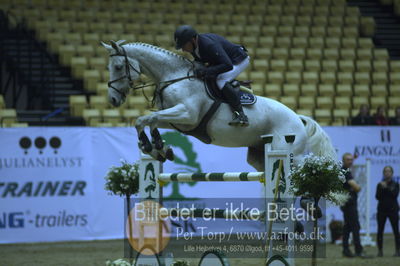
[101,40,141,107]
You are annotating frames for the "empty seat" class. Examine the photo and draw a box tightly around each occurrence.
[82,109,101,127]
[353,85,370,96]
[270,60,287,71]
[127,96,149,111]
[285,72,302,84]
[303,72,319,84]
[353,96,369,109]
[320,72,337,84]
[296,108,314,117]
[337,72,354,84]
[336,84,353,96]
[333,109,350,125]
[304,60,321,71]
[370,97,387,109]
[253,59,269,71]
[322,60,338,72]
[316,97,333,109]
[390,61,400,72]
[374,49,389,60]
[287,60,304,71]
[90,95,109,112]
[319,84,335,96]
[373,60,389,72]
[0,109,17,127]
[373,72,388,85]
[371,85,388,97]
[265,84,282,98]
[390,72,400,84]
[301,84,318,96]
[250,71,267,85]
[283,84,300,96]
[315,109,332,125]
[103,109,122,126]
[335,97,351,109]
[280,96,297,109]
[268,72,285,85]
[354,72,371,85]
[389,85,400,96]
[298,97,315,109]
[388,97,400,108]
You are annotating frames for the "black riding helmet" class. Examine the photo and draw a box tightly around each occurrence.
[174,25,197,49]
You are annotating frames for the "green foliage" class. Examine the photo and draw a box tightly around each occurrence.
[104,160,140,196]
[289,154,349,206]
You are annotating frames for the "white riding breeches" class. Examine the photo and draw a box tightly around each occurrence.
[216,56,250,89]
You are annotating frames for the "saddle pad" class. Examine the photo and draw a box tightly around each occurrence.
[205,79,257,106]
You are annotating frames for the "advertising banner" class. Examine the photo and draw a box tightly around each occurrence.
[1,126,399,243]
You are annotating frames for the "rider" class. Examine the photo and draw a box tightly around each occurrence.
[174,25,250,127]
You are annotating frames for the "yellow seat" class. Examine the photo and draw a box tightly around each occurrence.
[76,45,95,59]
[390,61,400,72]
[127,96,149,112]
[320,72,337,84]
[258,36,275,47]
[283,84,300,96]
[313,16,328,27]
[319,84,335,97]
[361,17,376,37]
[268,72,285,85]
[354,85,370,96]
[292,37,308,48]
[253,59,269,71]
[388,97,400,108]
[58,45,76,66]
[69,95,87,117]
[340,49,356,60]
[327,27,342,38]
[281,15,296,26]
[354,72,371,85]
[301,84,318,96]
[356,60,372,72]
[353,96,369,109]
[103,109,121,126]
[323,49,339,60]
[275,37,291,48]
[390,72,400,84]
[290,48,306,60]
[82,109,102,127]
[0,109,17,127]
[373,72,388,85]
[251,84,264,96]
[272,48,289,59]
[255,48,272,59]
[278,26,294,37]
[336,84,353,96]
[372,85,388,97]
[298,97,315,109]
[303,72,319,84]
[342,38,358,49]
[296,109,314,117]
[297,16,312,26]
[90,95,109,112]
[261,26,277,36]
[370,97,387,109]
[374,49,389,60]
[337,72,354,85]
[95,122,113,127]
[357,49,373,60]
[358,38,374,49]
[339,60,355,72]
[390,85,400,96]
[280,96,297,109]
[242,36,258,49]
[343,27,359,38]
[83,70,100,92]
[373,60,389,72]
[304,60,321,72]
[306,48,322,60]
[8,122,29,128]
[285,72,302,84]
[70,57,88,79]
[321,60,338,72]
[316,97,333,109]
[264,84,282,98]
[287,60,304,71]
[96,83,108,96]
[325,37,341,49]
[264,16,280,26]
[0,95,4,109]
[333,109,350,125]
[294,26,310,37]
[315,109,332,125]
[335,97,352,109]
[270,60,287,71]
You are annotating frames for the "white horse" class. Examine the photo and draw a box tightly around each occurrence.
[102,41,336,171]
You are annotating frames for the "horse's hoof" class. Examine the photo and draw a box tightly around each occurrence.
[165,147,174,161]
[157,153,166,162]
[153,140,164,150]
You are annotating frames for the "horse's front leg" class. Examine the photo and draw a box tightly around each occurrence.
[135,103,197,161]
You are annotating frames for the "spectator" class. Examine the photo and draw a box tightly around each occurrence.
[373,106,389,126]
[389,106,400,125]
[351,104,375,125]
[376,166,400,257]
[340,153,369,258]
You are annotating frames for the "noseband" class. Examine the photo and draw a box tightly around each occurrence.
[108,46,141,98]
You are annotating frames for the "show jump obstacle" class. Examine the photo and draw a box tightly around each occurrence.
[137,134,296,266]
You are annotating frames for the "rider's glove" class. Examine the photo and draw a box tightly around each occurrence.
[194,65,207,79]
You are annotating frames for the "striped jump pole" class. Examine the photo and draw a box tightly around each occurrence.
[158,171,264,183]
[137,134,296,266]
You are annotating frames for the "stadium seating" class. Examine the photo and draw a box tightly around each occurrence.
[2,0,399,126]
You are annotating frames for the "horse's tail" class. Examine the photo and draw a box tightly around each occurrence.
[298,115,337,161]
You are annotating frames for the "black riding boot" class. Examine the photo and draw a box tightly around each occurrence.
[221,82,249,127]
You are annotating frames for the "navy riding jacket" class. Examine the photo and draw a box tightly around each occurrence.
[191,33,248,78]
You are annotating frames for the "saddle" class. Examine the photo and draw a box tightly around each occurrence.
[205,79,257,105]
[171,79,257,145]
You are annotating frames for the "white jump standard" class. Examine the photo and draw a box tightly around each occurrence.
[138,134,297,266]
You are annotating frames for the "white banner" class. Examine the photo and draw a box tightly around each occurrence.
[1,126,399,243]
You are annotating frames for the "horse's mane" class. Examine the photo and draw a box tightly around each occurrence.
[123,41,191,66]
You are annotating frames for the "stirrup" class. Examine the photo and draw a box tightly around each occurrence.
[228,111,249,127]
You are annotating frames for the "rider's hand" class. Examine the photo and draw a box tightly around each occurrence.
[194,65,207,79]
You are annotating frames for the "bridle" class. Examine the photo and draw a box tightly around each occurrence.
[107,44,196,107]
[108,46,140,98]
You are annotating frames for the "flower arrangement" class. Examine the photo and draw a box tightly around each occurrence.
[104,160,140,196]
[288,154,349,206]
